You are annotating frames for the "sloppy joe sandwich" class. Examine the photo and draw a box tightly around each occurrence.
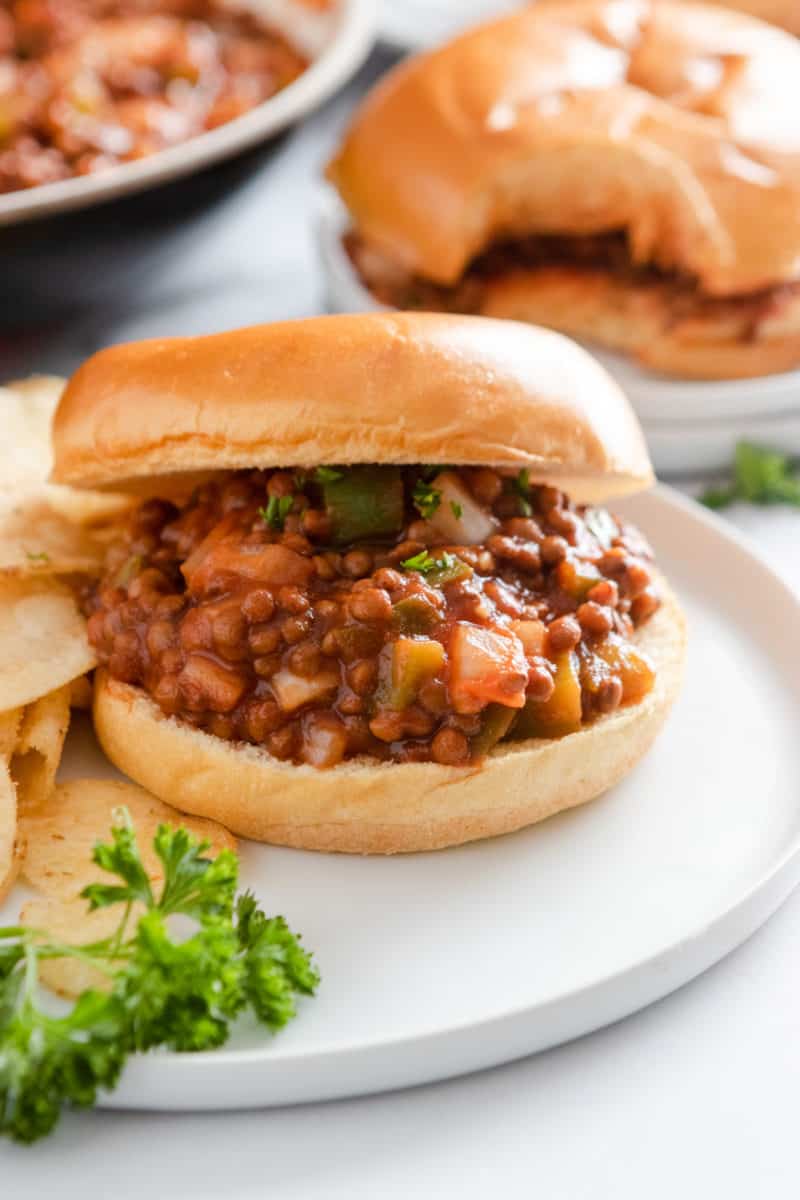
[676,0,800,33]
[327,1,800,380]
[51,313,685,853]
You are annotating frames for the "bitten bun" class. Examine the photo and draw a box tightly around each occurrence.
[682,0,800,34]
[92,580,685,854]
[327,1,800,297]
[478,267,800,380]
[51,313,653,503]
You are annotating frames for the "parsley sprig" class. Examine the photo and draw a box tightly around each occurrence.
[700,443,800,509]
[0,812,317,1144]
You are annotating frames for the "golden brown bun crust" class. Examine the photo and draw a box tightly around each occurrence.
[92,583,685,854]
[675,0,800,33]
[51,313,652,503]
[327,1,800,296]
[480,268,800,379]
[539,0,800,36]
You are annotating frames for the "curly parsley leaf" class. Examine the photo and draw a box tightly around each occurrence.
[0,818,317,1144]
[258,495,294,531]
[0,976,127,1144]
[700,442,800,509]
[118,912,244,1054]
[152,828,237,923]
[83,811,155,912]
[412,480,442,520]
[236,894,320,1030]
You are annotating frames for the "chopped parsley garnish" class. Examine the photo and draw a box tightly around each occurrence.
[401,550,472,585]
[400,550,460,576]
[700,442,800,509]
[412,480,442,520]
[450,501,463,520]
[401,549,443,573]
[315,467,344,484]
[512,468,533,517]
[23,550,50,564]
[258,495,294,531]
[0,813,317,1144]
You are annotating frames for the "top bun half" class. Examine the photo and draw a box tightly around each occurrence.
[696,0,800,34]
[326,0,800,296]
[51,313,653,504]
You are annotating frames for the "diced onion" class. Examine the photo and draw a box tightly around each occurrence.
[271,667,338,712]
[428,472,496,544]
[301,715,348,767]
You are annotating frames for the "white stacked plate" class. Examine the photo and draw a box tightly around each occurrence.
[316,190,800,476]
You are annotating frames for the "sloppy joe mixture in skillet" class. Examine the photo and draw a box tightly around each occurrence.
[0,0,312,193]
[86,466,662,768]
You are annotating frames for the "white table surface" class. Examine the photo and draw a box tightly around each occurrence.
[3,52,800,1199]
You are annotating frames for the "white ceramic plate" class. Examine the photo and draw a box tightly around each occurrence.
[0,0,375,229]
[316,189,800,435]
[4,484,800,1110]
[646,410,800,476]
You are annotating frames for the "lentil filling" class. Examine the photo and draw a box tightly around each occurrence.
[85,465,661,769]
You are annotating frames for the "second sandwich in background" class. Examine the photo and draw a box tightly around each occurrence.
[328,0,800,380]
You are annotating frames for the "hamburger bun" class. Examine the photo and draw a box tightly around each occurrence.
[51,312,652,502]
[675,0,800,33]
[327,1,800,378]
[53,313,683,854]
[479,265,800,380]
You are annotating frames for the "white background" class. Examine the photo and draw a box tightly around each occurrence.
[2,40,800,1199]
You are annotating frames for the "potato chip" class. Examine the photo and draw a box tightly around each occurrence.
[19,778,237,997]
[0,494,106,578]
[10,685,71,814]
[0,576,96,711]
[20,899,124,996]
[69,674,93,710]
[0,759,21,904]
[0,707,22,757]
[0,376,133,527]
[0,377,61,495]
[20,778,237,900]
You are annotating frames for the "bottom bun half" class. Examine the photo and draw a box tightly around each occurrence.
[93,588,685,854]
[480,270,800,381]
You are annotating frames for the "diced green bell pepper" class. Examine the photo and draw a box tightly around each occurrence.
[322,467,404,545]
